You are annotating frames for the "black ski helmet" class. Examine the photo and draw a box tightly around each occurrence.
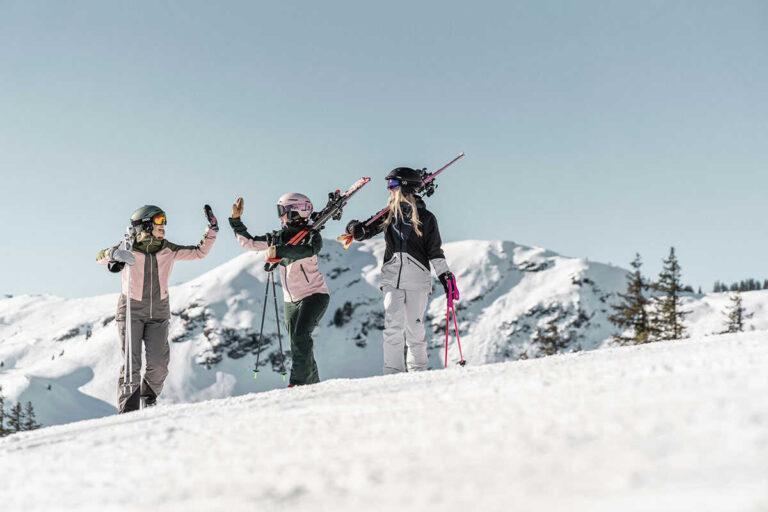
[130,205,166,233]
[385,167,422,193]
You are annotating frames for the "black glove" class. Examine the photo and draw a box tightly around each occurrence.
[204,204,219,232]
[438,271,458,299]
[345,220,366,241]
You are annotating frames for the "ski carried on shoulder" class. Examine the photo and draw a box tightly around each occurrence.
[264,176,371,271]
[337,152,465,249]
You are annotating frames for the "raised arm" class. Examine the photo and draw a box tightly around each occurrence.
[169,228,218,261]
[228,196,270,252]
[229,217,270,251]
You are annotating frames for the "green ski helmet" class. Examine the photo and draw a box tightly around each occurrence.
[130,205,167,233]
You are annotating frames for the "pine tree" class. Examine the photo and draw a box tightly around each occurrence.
[0,386,7,437]
[609,253,651,345]
[530,322,569,357]
[722,293,748,334]
[23,402,40,431]
[7,402,24,433]
[650,247,690,341]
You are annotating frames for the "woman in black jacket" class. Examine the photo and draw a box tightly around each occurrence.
[346,167,456,373]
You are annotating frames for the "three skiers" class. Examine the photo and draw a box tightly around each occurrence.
[97,158,459,412]
[229,194,330,386]
[345,167,456,373]
[97,205,219,413]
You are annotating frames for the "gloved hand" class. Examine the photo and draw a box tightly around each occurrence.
[265,230,281,246]
[231,197,244,219]
[345,220,366,241]
[110,248,136,266]
[438,271,459,300]
[204,204,219,232]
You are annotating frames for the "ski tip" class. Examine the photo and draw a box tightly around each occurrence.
[458,152,465,158]
[337,233,354,250]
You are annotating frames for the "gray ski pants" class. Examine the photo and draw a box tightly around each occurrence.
[117,318,170,412]
[382,286,430,374]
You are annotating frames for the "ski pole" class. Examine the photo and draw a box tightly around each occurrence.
[123,227,135,395]
[270,272,288,381]
[253,274,271,379]
[444,279,466,367]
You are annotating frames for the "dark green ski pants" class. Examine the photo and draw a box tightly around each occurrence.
[284,293,330,386]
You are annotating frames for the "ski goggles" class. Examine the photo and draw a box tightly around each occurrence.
[276,203,311,217]
[151,213,167,225]
[386,178,402,190]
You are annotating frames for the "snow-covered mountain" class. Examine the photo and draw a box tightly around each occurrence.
[1,238,765,427]
[2,332,767,512]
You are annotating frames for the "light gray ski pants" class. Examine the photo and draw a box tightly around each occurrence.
[382,286,430,373]
[117,319,170,412]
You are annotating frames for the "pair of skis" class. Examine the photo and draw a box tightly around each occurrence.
[337,152,465,250]
[264,176,372,271]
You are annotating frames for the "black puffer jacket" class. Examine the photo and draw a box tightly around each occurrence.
[355,196,450,289]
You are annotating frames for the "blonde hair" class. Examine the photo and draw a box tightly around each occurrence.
[382,188,422,237]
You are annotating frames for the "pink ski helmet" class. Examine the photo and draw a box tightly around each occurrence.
[277,192,313,224]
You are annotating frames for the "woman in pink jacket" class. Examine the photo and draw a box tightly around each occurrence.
[97,204,218,412]
[229,194,329,386]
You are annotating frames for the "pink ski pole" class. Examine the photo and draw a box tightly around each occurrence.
[444,278,466,367]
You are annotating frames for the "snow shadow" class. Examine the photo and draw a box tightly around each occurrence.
[18,367,116,427]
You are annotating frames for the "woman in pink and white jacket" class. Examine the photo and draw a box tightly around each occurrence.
[229,194,329,387]
[97,204,218,413]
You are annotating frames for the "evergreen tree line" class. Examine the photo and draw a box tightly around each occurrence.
[609,248,691,345]
[712,278,768,293]
[610,248,752,344]
[0,386,42,437]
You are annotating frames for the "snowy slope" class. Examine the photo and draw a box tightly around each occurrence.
[1,237,764,427]
[1,332,766,512]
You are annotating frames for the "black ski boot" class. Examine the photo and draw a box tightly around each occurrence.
[119,388,141,413]
[140,379,158,409]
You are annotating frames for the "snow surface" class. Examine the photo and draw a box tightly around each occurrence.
[1,332,766,512]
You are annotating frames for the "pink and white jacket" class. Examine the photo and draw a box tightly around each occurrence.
[229,217,329,303]
[98,228,217,319]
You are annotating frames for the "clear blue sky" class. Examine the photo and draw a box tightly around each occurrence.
[1,1,766,297]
